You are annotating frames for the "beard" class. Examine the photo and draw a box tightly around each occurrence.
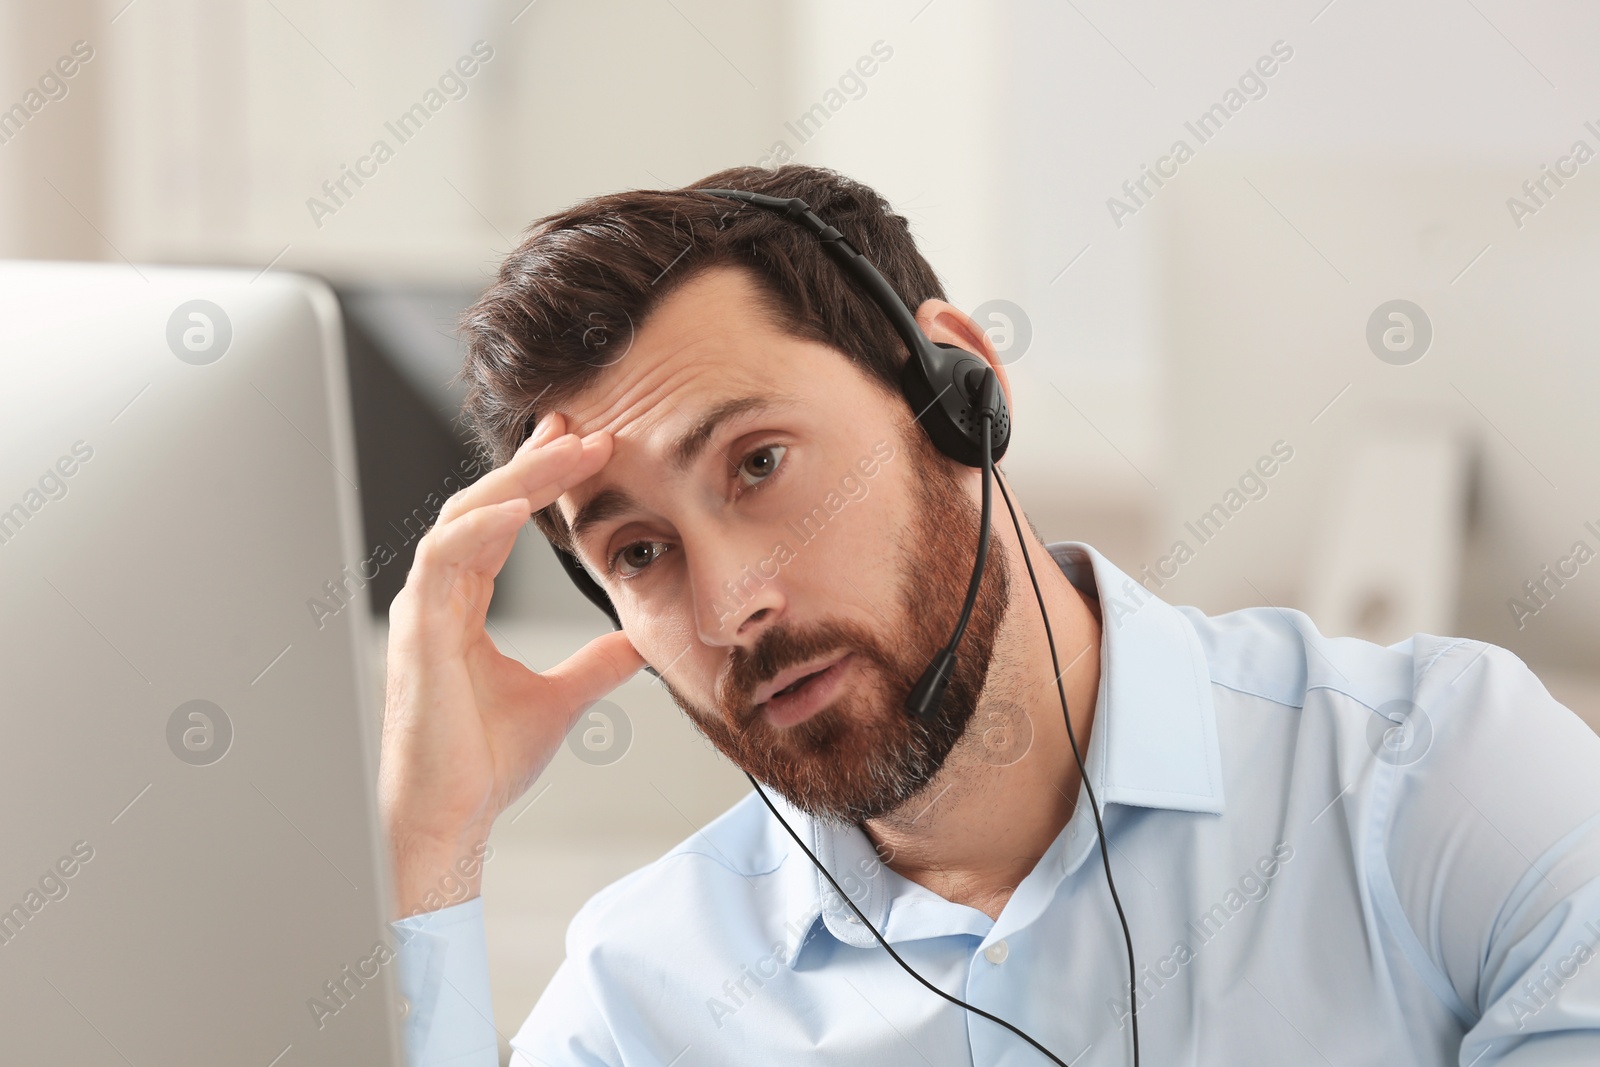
[660,427,1013,826]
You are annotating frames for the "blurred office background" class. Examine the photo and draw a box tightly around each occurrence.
[5,0,1598,1057]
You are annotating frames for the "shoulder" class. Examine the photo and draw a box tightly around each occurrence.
[563,789,793,955]
[1170,606,1600,1022]
[515,791,826,1059]
[1381,633,1600,841]
[1173,600,1425,715]
[1173,601,1598,780]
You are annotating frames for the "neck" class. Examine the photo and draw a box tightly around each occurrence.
[863,519,1102,920]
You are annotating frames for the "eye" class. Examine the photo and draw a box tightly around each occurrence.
[612,540,667,578]
[737,444,786,489]
[607,444,788,580]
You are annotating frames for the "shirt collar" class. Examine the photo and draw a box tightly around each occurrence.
[773,539,1225,966]
[1052,540,1225,814]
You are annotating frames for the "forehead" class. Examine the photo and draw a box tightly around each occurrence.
[553,264,854,540]
[560,264,803,440]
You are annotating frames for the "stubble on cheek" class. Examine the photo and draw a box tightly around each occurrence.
[646,422,1007,822]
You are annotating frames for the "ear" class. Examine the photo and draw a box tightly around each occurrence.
[913,298,1014,415]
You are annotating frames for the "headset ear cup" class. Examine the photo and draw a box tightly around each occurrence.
[899,341,1011,468]
[547,543,659,677]
[550,541,621,628]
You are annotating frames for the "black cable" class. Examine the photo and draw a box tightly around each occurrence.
[746,404,1142,1064]
[994,472,1140,1067]
[745,409,1075,1066]
[746,772,1069,1066]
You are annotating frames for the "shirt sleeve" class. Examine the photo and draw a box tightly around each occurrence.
[391,896,501,1066]
[1385,639,1600,1065]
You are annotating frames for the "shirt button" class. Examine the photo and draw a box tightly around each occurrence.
[397,996,410,1018]
[984,940,1010,964]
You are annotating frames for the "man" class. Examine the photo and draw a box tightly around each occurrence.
[379,165,1600,1065]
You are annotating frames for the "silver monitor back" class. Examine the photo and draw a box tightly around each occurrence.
[0,261,403,1066]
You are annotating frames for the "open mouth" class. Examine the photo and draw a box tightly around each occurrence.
[772,668,829,699]
[756,653,854,729]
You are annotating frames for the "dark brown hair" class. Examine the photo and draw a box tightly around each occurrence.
[453,163,947,550]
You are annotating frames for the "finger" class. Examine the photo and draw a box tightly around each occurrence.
[525,409,565,450]
[436,429,613,527]
[403,497,532,620]
[539,628,648,717]
[434,411,567,526]
[436,430,579,526]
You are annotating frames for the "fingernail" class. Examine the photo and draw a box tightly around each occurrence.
[533,412,562,442]
[521,412,560,452]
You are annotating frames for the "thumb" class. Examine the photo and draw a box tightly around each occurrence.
[542,628,649,716]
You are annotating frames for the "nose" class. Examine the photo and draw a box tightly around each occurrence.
[687,526,787,649]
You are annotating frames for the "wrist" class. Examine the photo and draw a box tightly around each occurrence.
[390,827,496,921]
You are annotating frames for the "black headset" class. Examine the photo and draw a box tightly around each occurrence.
[525,188,1137,1067]
[542,188,1012,713]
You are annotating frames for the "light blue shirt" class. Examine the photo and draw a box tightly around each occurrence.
[393,541,1600,1065]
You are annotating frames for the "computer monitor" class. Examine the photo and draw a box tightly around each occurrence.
[0,262,404,1065]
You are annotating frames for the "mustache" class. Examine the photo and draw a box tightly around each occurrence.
[716,620,876,729]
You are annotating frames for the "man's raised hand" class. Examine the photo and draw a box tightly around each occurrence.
[377,412,644,919]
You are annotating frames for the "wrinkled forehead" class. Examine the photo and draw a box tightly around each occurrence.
[561,336,777,445]
[558,264,808,441]
[548,289,832,545]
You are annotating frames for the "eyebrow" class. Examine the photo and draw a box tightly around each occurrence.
[566,394,795,555]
